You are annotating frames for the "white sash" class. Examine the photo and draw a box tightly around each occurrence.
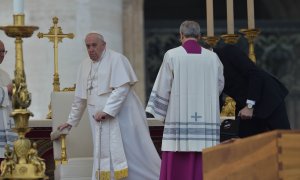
[91,94,128,180]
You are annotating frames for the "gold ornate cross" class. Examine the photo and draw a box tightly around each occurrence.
[37,16,74,91]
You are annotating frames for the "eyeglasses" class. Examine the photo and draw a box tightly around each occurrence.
[0,50,7,55]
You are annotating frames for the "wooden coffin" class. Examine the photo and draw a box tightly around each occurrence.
[203,130,300,180]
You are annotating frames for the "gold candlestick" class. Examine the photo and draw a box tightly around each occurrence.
[239,28,260,62]
[0,14,48,179]
[202,36,220,48]
[220,34,240,44]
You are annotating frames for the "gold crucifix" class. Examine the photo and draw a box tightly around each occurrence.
[37,17,74,119]
[37,16,74,91]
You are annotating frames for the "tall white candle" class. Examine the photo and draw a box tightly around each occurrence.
[13,0,24,14]
[247,0,255,29]
[206,0,214,36]
[226,0,234,34]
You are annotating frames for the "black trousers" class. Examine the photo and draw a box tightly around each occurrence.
[238,101,291,138]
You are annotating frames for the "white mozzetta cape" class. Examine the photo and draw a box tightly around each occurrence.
[75,49,138,100]
[146,46,224,152]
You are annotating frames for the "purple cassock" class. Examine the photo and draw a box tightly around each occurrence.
[159,40,203,180]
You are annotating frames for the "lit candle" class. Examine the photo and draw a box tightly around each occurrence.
[226,0,234,34]
[206,0,214,36]
[13,0,24,14]
[247,0,255,29]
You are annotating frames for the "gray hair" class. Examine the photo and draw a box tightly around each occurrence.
[86,32,106,43]
[179,21,200,38]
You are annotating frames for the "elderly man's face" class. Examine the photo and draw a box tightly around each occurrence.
[85,34,106,61]
[0,42,5,64]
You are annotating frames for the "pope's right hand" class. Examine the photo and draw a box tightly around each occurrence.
[57,123,72,131]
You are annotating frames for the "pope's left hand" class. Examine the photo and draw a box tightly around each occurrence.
[93,111,113,122]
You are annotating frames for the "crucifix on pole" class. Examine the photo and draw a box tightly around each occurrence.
[37,17,74,119]
[37,16,74,92]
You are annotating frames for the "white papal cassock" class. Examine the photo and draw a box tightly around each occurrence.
[146,46,224,152]
[66,49,161,180]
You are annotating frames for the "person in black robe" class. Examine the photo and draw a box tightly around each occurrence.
[215,44,291,138]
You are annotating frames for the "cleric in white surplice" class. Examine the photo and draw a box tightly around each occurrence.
[146,21,224,180]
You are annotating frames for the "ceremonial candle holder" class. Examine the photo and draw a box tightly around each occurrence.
[202,36,220,48]
[220,34,240,44]
[239,28,260,63]
[0,14,48,179]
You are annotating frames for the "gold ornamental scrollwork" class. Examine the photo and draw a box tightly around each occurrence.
[220,96,236,117]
